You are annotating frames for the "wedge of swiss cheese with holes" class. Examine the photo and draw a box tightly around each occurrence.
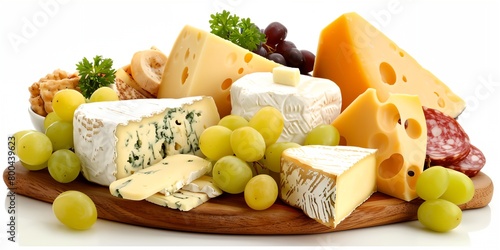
[157,25,281,117]
[313,12,466,118]
[332,88,427,201]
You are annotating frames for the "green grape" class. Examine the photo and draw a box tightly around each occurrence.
[52,190,97,230]
[212,155,253,194]
[261,142,301,173]
[43,112,62,131]
[12,130,36,155]
[244,174,278,210]
[230,126,266,162]
[199,125,234,161]
[52,89,86,122]
[45,121,74,151]
[218,115,249,130]
[416,166,449,201]
[304,124,340,146]
[17,131,53,166]
[417,199,462,232]
[89,86,119,102]
[48,149,81,183]
[439,168,475,205]
[21,160,48,171]
[248,106,284,146]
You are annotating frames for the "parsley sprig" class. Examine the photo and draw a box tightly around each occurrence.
[209,10,265,51]
[76,55,116,99]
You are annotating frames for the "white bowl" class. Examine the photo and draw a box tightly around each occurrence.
[28,107,45,132]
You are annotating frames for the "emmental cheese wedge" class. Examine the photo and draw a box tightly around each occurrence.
[313,12,466,118]
[74,96,220,186]
[280,145,377,229]
[332,88,427,201]
[109,154,211,200]
[157,25,280,117]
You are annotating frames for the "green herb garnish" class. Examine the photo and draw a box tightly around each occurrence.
[76,55,116,99]
[209,10,265,51]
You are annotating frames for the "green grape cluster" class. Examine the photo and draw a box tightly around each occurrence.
[200,107,286,210]
[200,108,345,210]
[13,89,85,183]
[415,166,475,232]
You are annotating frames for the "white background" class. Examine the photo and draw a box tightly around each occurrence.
[0,0,499,249]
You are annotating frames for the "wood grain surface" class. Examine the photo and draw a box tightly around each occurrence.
[3,161,494,234]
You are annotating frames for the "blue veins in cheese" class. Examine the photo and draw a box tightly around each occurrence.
[280,145,377,228]
[109,154,212,200]
[146,190,209,211]
[73,96,220,186]
[230,72,342,144]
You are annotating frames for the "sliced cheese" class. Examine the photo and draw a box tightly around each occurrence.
[180,175,222,198]
[109,154,211,200]
[280,145,377,228]
[313,12,466,118]
[74,96,220,186]
[146,190,209,212]
[230,72,342,144]
[332,88,427,201]
[157,25,280,117]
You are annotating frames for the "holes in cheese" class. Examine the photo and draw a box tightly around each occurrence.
[332,88,427,201]
[314,12,466,118]
[158,25,280,117]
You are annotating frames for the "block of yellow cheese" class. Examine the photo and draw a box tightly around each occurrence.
[332,88,427,201]
[280,145,377,228]
[157,25,280,117]
[313,12,466,118]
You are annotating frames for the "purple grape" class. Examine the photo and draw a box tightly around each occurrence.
[283,48,304,68]
[299,50,315,74]
[253,45,268,57]
[264,22,287,47]
[276,40,296,55]
[267,53,286,65]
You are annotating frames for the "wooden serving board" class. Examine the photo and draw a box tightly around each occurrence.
[3,161,494,235]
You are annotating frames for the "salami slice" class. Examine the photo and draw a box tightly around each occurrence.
[423,106,471,165]
[446,144,486,177]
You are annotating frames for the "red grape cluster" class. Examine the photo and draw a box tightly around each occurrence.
[253,22,315,75]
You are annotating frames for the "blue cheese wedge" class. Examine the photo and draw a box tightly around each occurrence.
[73,96,220,186]
[230,72,342,144]
[146,190,209,211]
[280,145,377,228]
[180,175,222,198]
[109,154,211,200]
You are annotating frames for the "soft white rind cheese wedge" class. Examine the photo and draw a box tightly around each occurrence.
[146,190,209,212]
[230,72,342,144]
[109,154,211,200]
[280,145,377,228]
[180,175,222,198]
[74,96,220,186]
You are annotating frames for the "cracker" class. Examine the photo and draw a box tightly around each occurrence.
[29,95,47,116]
